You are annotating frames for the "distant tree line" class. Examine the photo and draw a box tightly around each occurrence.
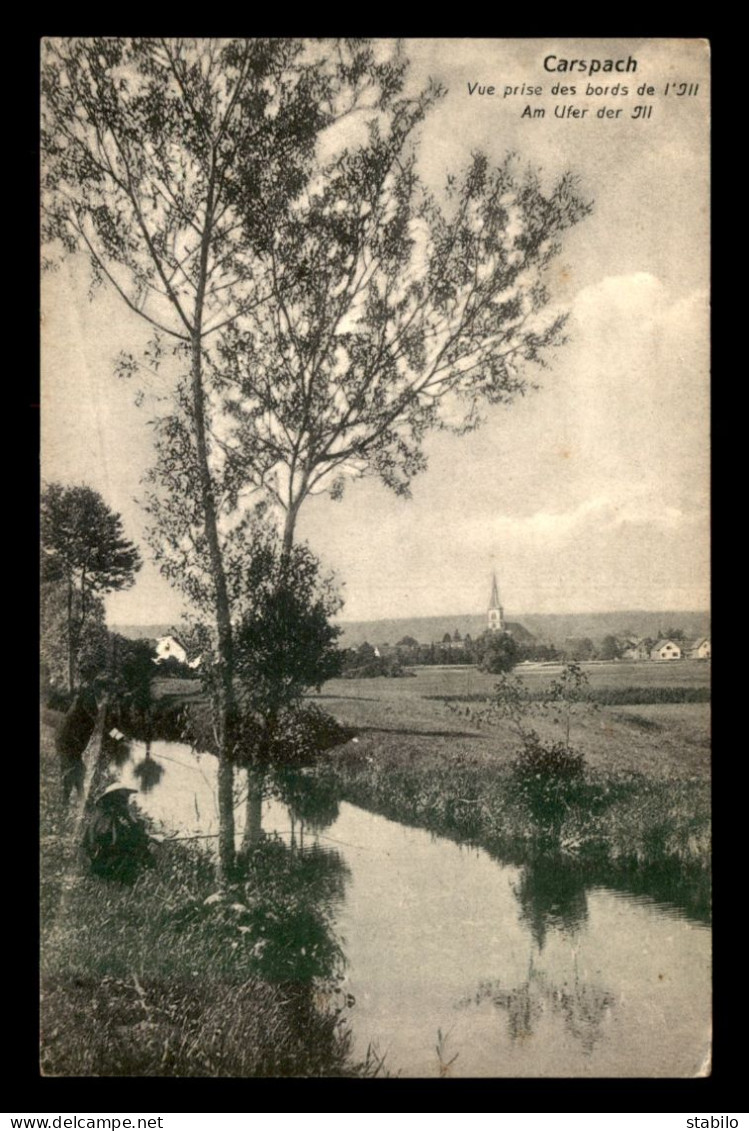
[338,625,701,676]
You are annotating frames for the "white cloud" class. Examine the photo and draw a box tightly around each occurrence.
[464,485,702,554]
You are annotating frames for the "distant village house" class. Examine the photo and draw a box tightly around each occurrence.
[154,635,202,669]
[650,639,682,661]
[621,639,651,662]
[689,637,711,660]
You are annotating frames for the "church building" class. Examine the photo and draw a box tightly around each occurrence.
[487,572,535,642]
[487,572,506,633]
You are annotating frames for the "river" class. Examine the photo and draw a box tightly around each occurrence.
[112,738,711,1078]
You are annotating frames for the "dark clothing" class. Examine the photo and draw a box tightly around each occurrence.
[56,692,97,804]
[83,799,155,885]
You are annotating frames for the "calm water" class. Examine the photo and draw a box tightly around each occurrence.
[115,739,711,1078]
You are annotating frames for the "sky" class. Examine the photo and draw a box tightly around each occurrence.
[40,38,710,626]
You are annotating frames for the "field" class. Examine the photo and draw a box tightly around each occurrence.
[312,660,711,781]
[150,659,711,780]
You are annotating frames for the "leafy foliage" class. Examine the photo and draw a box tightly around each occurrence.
[562,636,595,661]
[598,634,622,661]
[507,737,586,826]
[107,634,156,713]
[476,631,521,674]
[232,532,343,761]
[41,484,141,592]
[214,135,592,546]
[237,705,355,768]
[41,483,141,691]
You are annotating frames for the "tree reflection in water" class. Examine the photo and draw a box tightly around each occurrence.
[470,949,615,1055]
[102,731,133,769]
[132,747,166,793]
[237,835,350,986]
[233,768,351,991]
[462,851,614,1054]
[513,852,589,951]
[237,764,343,863]
[272,767,342,841]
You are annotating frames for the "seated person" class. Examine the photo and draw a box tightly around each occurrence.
[83,783,155,884]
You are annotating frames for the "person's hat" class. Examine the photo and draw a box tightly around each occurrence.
[97,783,138,802]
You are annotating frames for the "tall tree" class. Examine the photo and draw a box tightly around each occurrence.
[41,37,407,880]
[43,39,590,882]
[41,484,141,691]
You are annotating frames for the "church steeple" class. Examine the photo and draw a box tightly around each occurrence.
[488,571,505,632]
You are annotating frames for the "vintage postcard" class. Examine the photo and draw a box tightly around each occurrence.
[40,38,710,1078]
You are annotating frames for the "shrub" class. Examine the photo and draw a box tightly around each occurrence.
[475,632,521,674]
[508,735,586,823]
[450,664,594,828]
[511,737,586,781]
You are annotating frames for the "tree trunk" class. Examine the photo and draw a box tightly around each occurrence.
[282,496,303,562]
[241,766,265,856]
[281,504,296,560]
[190,329,237,884]
[188,158,240,884]
[67,577,75,694]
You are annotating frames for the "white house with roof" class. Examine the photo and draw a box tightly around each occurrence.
[153,635,202,669]
[689,637,711,660]
[650,639,682,661]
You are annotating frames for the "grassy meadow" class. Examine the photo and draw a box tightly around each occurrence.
[312,660,711,780]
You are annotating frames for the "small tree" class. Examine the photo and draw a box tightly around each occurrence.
[563,636,595,662]
[476,631,520,674]
[107,634,156,717]
[544,663,594,755]
[233,533,343,762]
[230,532,342,854]
[456,664,593,830]
[41,484,141,691]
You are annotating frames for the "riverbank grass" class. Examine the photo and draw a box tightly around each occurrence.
[40,718,363,1078]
